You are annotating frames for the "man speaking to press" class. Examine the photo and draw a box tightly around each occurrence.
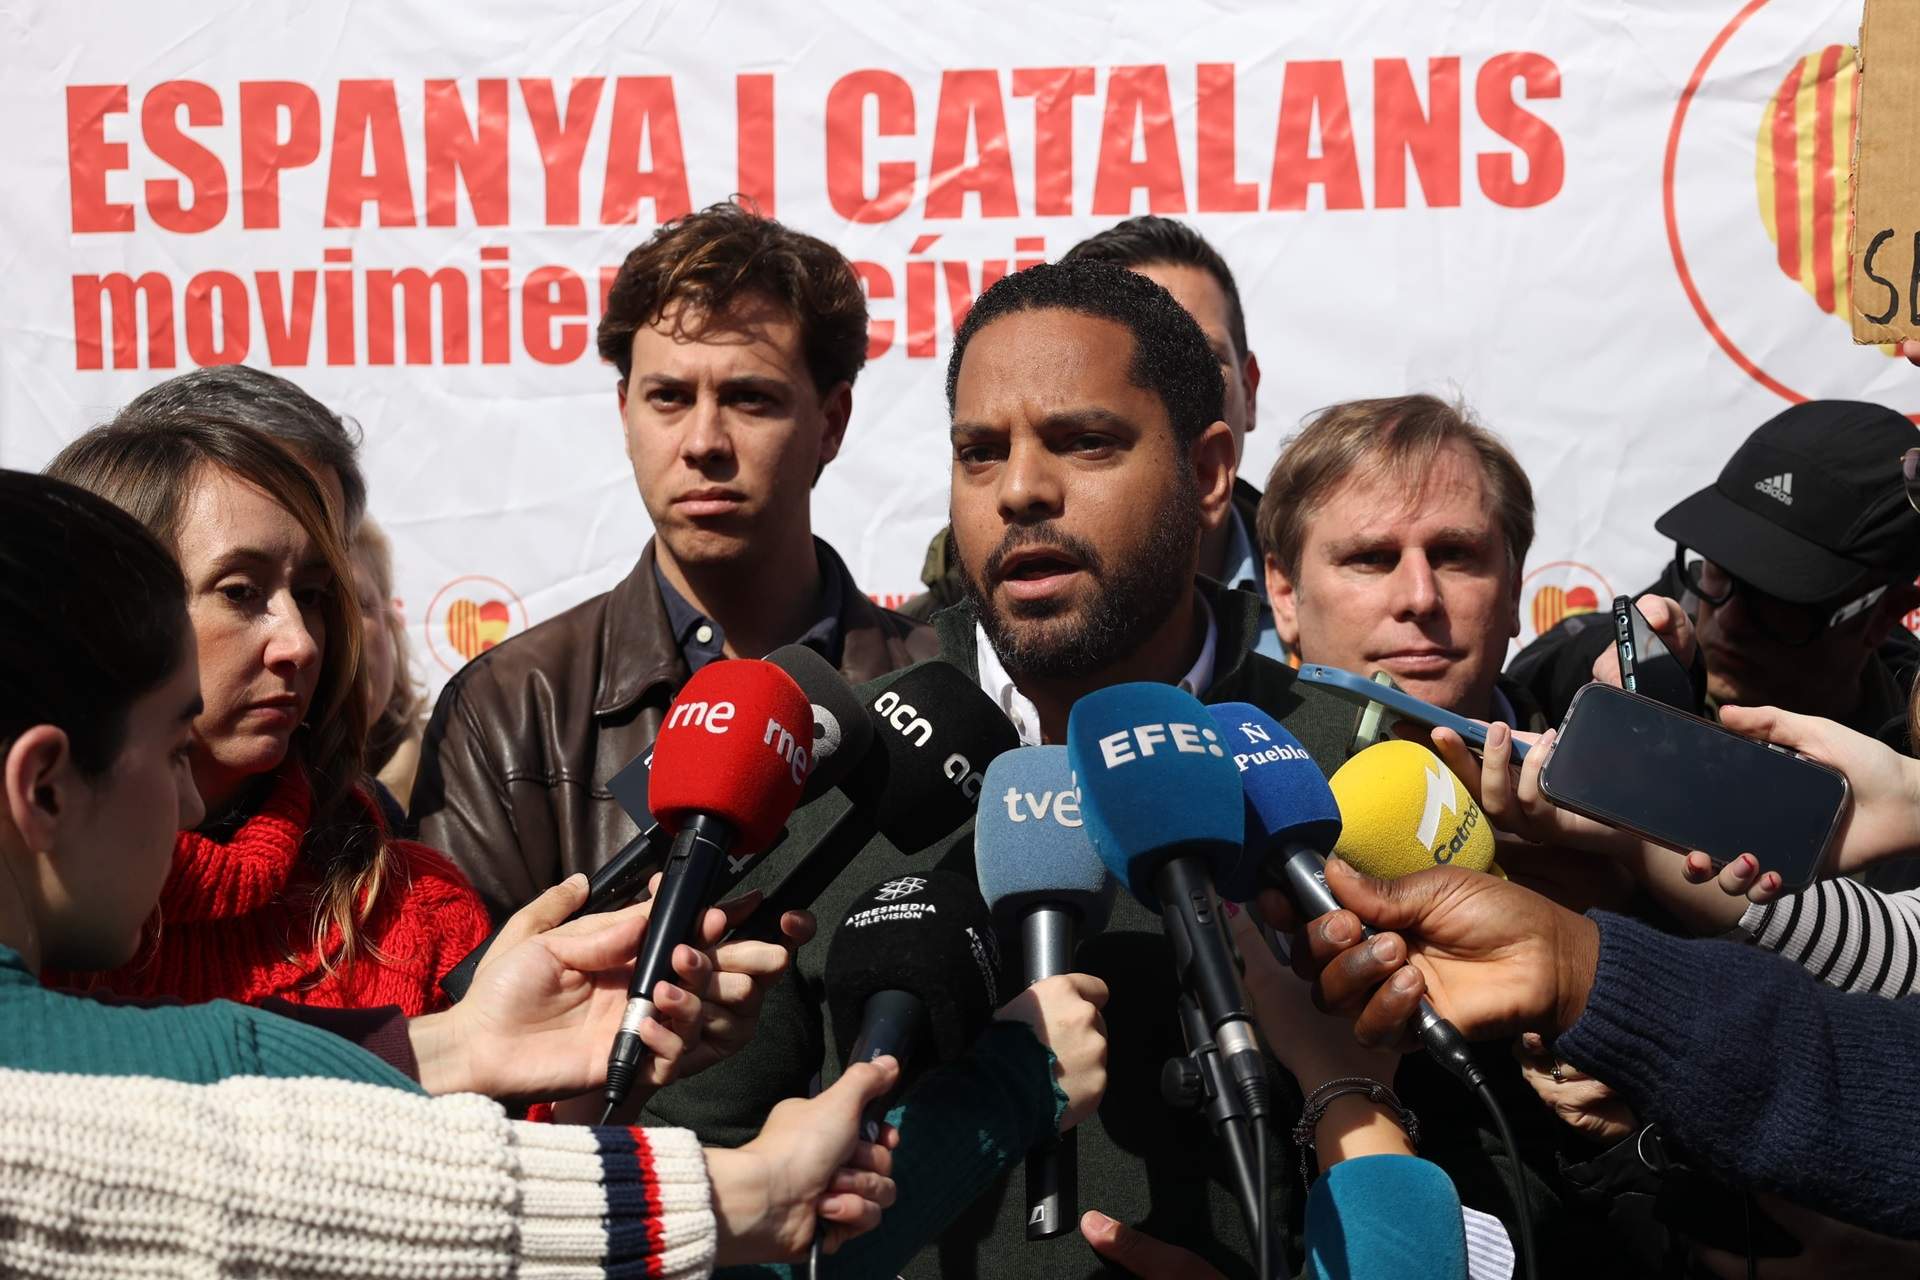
[641,261,1550,1276]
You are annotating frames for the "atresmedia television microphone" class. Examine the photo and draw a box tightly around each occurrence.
[599,658,814,1114]
[735,660,1019,935]
[438,644,872,1001]
[825,868,1004,1137]
[975,746,1116,1241]
[1207,704,1488,1090]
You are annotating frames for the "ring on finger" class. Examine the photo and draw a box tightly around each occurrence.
[1550,1062,1566,1084]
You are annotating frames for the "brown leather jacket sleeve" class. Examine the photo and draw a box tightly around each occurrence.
[411,664,547,925]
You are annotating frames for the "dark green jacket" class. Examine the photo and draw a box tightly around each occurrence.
[648,582,1576,1277]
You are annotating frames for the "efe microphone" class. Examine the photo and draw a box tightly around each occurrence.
[975,746,1116,1240]
[600,659,814,1117]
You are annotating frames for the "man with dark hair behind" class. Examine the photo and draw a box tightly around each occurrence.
[645,261,1559,1277]
[411,199,934,921]
[902,217,1281,660]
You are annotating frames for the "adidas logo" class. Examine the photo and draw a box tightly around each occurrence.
[1754,473,1794,505]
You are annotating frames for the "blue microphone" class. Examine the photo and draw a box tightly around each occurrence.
[1207,702,1487,1091]
[976,746,1117,1240]
[1065,684,1267,1121]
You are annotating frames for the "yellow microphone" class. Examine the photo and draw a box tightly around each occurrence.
[1328,740,1502,879]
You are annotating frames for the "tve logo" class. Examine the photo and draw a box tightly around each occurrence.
[999,776,1083,827]
[1095,722,1225,768]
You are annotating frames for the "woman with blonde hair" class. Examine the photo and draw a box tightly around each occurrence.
[44,412,489,1014]
[351,516,427,826]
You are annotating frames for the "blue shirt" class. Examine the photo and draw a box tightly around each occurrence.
[653,543,845,672]
[1219,504,1289,663]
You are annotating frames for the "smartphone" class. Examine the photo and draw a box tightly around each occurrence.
[1541,683,1848,889]
[1293,663,1531,762]
[1611,596,1694,711]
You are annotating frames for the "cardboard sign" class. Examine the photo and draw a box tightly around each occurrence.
[1851,0,1920,343]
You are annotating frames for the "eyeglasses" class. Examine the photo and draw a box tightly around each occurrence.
[1673,546,1887,647]
[1903,447,1920,515]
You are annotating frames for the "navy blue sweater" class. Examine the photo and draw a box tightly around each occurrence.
[1558,911,1920,1239]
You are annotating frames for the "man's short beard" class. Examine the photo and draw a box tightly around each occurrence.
[960,472,1201,682]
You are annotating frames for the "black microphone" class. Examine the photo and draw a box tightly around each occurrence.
[439,644,872,1002]
[824,868,1005,1139]
[974,746,1116,1240]
[733,660,1019,937]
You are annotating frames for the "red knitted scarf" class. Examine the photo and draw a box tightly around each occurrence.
[47,764,489,1016]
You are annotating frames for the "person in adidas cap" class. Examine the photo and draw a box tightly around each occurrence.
[1508,399,1920,753]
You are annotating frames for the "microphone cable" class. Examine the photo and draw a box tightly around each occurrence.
[1471,1079,1538,1280]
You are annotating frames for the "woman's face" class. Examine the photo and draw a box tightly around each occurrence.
[43,636,206,969]
[171,467,330,812]
[351,552,397,723]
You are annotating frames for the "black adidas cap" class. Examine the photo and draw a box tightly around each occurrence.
[1654,400,1920,605]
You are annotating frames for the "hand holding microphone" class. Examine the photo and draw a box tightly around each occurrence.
[600,659,815,1117]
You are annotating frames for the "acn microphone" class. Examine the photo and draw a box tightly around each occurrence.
[600,659,814,1117]
[975,745,1116,1240]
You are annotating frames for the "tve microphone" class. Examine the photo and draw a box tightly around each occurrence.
[737,660,1019,935]
[601,660,813,1115]
[975,746,1116,1241]
[440,645,871,1002]
[1328,739,1499,878]
[825,869,1003,1139]
[1065,684,1268,1120]
[1216,706,1487,1091]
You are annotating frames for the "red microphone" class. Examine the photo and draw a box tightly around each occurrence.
[601,659,813,1115]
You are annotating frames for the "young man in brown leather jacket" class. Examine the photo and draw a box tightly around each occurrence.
[411,200,934,922]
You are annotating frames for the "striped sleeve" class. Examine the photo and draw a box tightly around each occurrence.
[0,1067,715,1280]
[1739,879,1920,998]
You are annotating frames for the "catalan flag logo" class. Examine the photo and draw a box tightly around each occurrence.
[1530,584,1600,637]
[1755,44,1858,320]
[425,575,527,673]
[446,598,511,660]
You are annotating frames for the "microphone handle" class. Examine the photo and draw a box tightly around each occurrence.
[439,821,667,1002]
[1020,905,1077,1241]
[602,813,735,1110]
[844,989,925,1140]
[1273,846,1486,1090]
[1153,857,1269,1119]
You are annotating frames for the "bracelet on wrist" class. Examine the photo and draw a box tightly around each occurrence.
[1291,1076,1420,1185]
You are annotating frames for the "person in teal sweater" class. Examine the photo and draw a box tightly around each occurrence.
[0,466,1106,1273]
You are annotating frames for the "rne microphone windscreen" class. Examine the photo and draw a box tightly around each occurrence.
[1064,682,1243,912]
[1206,703,1342,890]
[975,746,1116,933]
[764,644,875,804]
[647,659,813,853]
[825,869,1003,1070]
[1328,739,1499,879]
[844,660,1021,852]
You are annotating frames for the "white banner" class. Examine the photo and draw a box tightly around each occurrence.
[4,0,1913,691]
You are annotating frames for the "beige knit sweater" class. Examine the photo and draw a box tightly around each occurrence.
[0,1067,716,1279]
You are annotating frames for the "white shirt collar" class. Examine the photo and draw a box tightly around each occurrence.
[974,597,1219,746]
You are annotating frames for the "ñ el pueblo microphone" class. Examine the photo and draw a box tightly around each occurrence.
[1064,684,1270,1123]
[975,746,1117,1241]
[600,659,814,1116]
[1207,703,1489,1091]
[438,644,874,1003]
[826,869,1004,1137]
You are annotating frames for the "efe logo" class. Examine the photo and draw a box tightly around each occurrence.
[1095,722,1225,768]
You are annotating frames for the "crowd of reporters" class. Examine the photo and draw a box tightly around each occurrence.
[5,199,1920,1279]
